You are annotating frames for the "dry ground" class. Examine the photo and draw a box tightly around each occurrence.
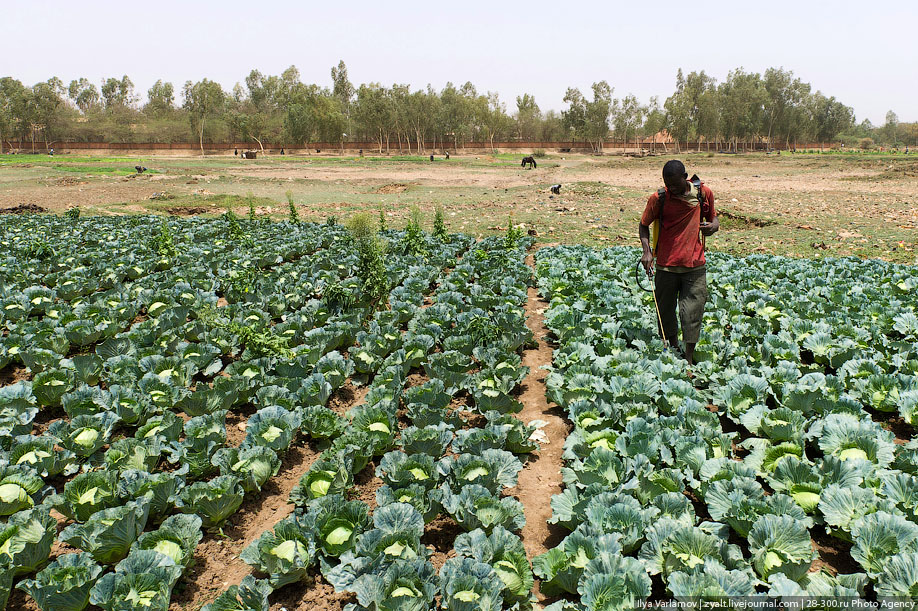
[1,150,916,263]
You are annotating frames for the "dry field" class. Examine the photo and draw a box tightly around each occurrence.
[2,150,917,263]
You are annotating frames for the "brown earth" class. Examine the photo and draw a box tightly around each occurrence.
[269,575,356,611]
[505,251,571,602]
[169,441,323,610]
[0,364,31,386]
[167,205,210,215]
[0,203,46,214]
[375,183,410,194]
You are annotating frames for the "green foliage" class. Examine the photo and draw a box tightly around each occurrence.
[152,218,177,257]
[65,207,80,222]
[504,215,523,248]
[247,192,257,222]
[197,305,293,360]
[286,190,299,224]
[401,205,428,256]
[222,210,254,246]
[348,213,390,308]
[433,205,447,239]
[378,209,387,232]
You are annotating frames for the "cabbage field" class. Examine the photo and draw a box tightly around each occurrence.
[534,246,918,607]
[1,211,918,611]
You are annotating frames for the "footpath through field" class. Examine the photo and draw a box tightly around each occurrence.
[512,250,570,604]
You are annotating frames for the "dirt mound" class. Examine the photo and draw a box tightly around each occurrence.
[167,206,209,215]
[717,209,775,229]
[375,183,409,194]
[0,203,47,214]
[55,176,86,186]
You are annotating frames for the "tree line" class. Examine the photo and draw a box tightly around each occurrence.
[1,62,915,154]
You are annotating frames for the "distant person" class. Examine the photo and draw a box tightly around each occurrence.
[280,148,285,155]
[430,154,434,162]
[550,184,562,195]
[234,149,238,156]
[48,148,54,156]
[906,146,910,155]
[445,151,450,160]
[639,159,718,366]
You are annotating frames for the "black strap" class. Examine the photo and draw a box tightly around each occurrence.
[657,188,666,227]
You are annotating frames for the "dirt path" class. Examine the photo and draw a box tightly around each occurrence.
[510,251,569,604]
[172,380,370,610]
[169,441,323,610]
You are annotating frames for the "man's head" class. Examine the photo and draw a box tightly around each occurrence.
[662,159,688,193]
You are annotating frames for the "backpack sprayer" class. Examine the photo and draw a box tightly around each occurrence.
[635,175,710,348]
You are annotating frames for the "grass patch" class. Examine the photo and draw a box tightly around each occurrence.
[53,164,161,176]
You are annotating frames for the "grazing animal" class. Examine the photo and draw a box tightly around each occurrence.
[550,184,562,195]
[135,166,147,174]
[521,156,537,169]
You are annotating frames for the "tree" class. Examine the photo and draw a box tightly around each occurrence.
[331,60,354,140]
[479,92,512,152]
[145,80,175,116]
[812,93,854,147]
[354,83,393,153]
[643,96,666,153]
[562,88,586,142]
[100,75,136,110]
[883,110,899,146]
[29,80,64,150]
[0,77,32,152]
[68,78,100,113]
[182,79,225,155]
[665,69,715,150]
[611,93,643,153]
[515,93,541,141]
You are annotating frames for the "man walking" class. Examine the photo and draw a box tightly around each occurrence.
[639,160,719,365]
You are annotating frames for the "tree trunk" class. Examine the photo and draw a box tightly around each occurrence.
[199,115,206,157]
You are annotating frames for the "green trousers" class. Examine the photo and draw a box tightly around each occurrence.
[654,266,708,344]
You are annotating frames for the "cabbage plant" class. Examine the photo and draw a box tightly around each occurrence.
[16,552,104,611]
[89,550,183,611]
[241,515,315,587]
[59,496,152,564]
[177,475,245,529]
[131,514,203,571]
[212,445,280,494]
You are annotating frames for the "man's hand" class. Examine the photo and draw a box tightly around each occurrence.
[700,217,719,237]
[641,250,654,276]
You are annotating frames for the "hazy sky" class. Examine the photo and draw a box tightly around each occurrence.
[4,0,915,124]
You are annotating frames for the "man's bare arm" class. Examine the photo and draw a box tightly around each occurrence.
[701,216,719,236]
[639,223,654,275]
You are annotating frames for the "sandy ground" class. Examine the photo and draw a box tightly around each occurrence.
[2,152,916,262]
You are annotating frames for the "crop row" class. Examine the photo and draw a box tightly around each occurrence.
[0,213,539,611]
[533,245,918,608]
[206,231,543,610]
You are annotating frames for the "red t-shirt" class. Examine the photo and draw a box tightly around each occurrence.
[640,184,716,268]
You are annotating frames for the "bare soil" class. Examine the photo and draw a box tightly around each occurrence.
[2,152,916,262]
[167,205,210,215]
[0,364,30,386]
[506,251,572,602]
[170,441,322,610]
[0,203,46,214]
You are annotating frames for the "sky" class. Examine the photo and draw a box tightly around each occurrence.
[3,0,915,125]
